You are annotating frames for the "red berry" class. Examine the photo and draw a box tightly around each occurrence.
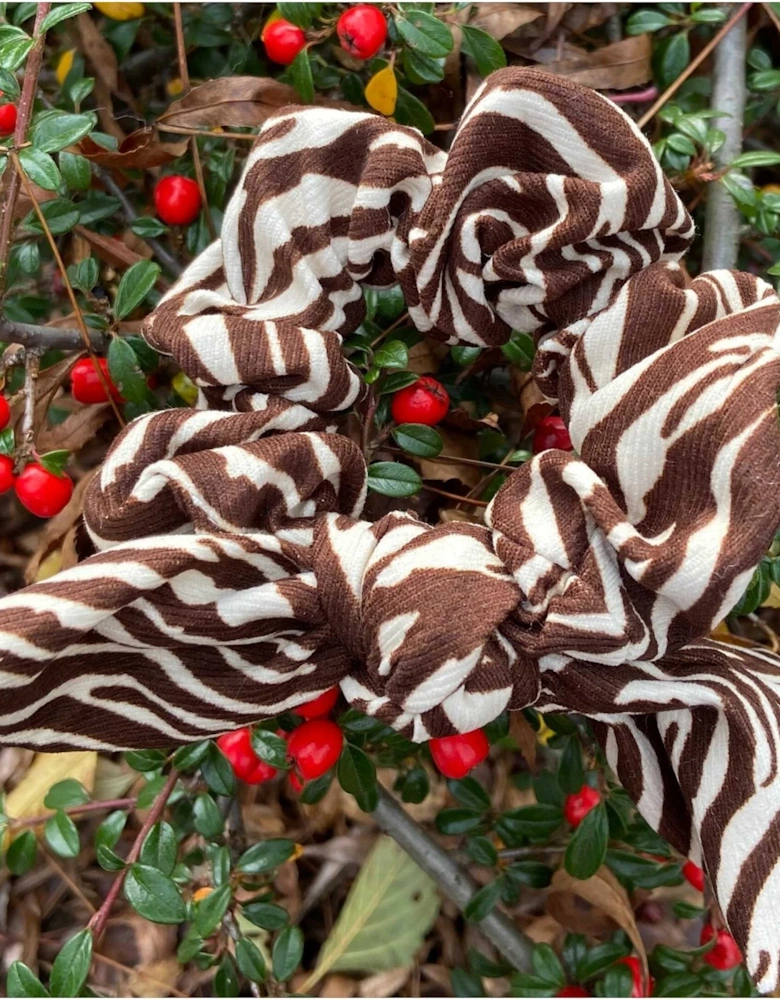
[0,393,10,431]
[15,463,73,518]
[563,785,601,827]
[70,357,120,404]
[682,860,705,892]
[557,988,590,998]
[337,5,388,60]
[295,687,339,720]
[153,175,202,226]
[263,18,306,65]
[0,102,17,137]
[287,719,343,780]
[616,957,645,998]
[217,727,277,785]
[391,376,449,427]
[700,924,742,971]
[0,455,14,494]
[533,415,572,453]
[429,729,489,779]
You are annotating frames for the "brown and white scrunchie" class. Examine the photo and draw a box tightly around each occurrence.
[2,68,780,989]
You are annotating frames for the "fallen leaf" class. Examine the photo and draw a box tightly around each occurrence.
[73,12,120,94]
[77,129,188,169]
[763,583,780,608]
[358,967,411,997]
[469,3,544,39]
[301,836,440,990]
[25,470,98,584]
[541,34,652,91]
[547,867,647,984]
[524,913,564,944]
[4,751,98,836]
[76,227,162,275]
[126,957,181,998]
[158,76,300,129]
[510,711,537,771]
[562,2,620,33]
[36,403,112,455]
[321,974,357,998]
[418,426,483,488]
[365,66,398,117]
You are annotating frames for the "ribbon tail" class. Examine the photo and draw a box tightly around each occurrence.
[588,639,780,993]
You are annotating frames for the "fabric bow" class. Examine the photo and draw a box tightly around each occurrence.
[2,67,780,990]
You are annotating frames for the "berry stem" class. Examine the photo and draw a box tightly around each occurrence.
[87,768,180,941]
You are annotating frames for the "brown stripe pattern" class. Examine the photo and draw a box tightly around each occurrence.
[0,67,778,988]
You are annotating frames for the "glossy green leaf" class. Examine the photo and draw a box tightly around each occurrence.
[460,25,506,76]
[390,422,443,458]
[113,259,160,321]
[236,937,267,983]
[237,838,296,875]
[139,821,177,876]
[43,778,89,810]
[18,147,61,191]
[338,742,378,811]
[194,882,232,937]
[367,461,422,497]
[30,111,95,154]
[49,929,92,998]
[6,830,37,875]
[564,803,609,880]
[272,925,304,982]
[395,10,453,57]
[289,48,314,104]
[124,863,187,924]
[40,3,93,32]
[44,810,80,858]
[5,962,50,998]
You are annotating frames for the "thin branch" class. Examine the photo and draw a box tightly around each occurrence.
[371,785,534,973]
[9,797,136,830]
[637,3,752,129]
[0,318,106,351]
[87,769,180,941]
[94,166,183,279]
[19,350,40,461]
[0,3,51,293]
[701,3,748,271]
[173,3,217,241]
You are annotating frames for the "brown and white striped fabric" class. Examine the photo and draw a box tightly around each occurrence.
[0,67,779,987]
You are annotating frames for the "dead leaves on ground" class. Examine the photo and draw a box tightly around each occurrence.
[77,129,188,170]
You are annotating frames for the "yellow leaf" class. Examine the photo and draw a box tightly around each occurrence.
[4,752,98,843]
[166,77,184,97]
[365,66,398,116]
[763,582,780,608]
[536,720,555,746]
[94,2,145,20]
[171,370,198,405]
[35,548,63,582]
[56,49,75,86]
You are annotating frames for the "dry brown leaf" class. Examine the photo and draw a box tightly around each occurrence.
[542,34,652,91]
[562,1,620,33]
[126,957,181,998]
[320,974,358,998]
[74,12,120,94]
[469,3,544,39]
[4,751,98,835]
[358,967,411,997]
[547,867,648,983]
[418,427,482,488]
[25,470,98,584]
[523,913,564,945]
[510,710,538,771]
[37,403,112,455]
[158,76,301,129]
[78,129,188,169]
[75,226,160,274]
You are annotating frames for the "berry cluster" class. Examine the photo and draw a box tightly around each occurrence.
[0,397,74,519]
[263,4,387,66]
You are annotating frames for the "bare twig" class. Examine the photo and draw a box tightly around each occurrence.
[371,785,534,973]
[19,350,40,459]
[94,166,182,279]
[87,769,180,941]
[173,3,217,240]
[701,3,748,271]
[0,318,106,351]
[637,3,752,129]
[10,797,136,830]
[0,3,51,292]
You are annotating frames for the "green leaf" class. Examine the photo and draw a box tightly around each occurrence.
[0,68,21,100]
[465,834,498,866]
[666,133,697,156]
[394,87,435,135]
[139,821,177,876]
[460,25,506,76]
[113,259,160,321]
[653,972,704,997]
[30,111,95,154]
[249,728,290,770]
[23,198,80,236]
[401,47,445,84]
[531,944,566,987]
[501,329,535,369]
[18,147,61,191]
[272,925,304,982]
[43,778,90,810]
[506,860,553,888]
[626,9,672,33]
[67,256,99,294]
[374,340,409,369]
[95,809,126,851]
[202,740,236,796]
[391,422,443,458]
[448,776,491,812]
[208,843,231,886]
[236,937,267,983]
[40,3,93,32]
[732,150,780,169]
[193,792,224,839]
[14,242,40,276]
[172,740,210,771]
[289,48,314,104]
[452,966,486,997]
[464,879,503,922]
[107,337,151,405]
[242,900,290,930]
[278,2,321,27]
[367,461,422,497]
[6,830,37,875]
[38,450,70,477]
[0,36,34,72]
[499,803,563,842]
[305,836,439,983]
[124,863,187,924]
[338,742,379,811]
[690,6,727,23]
[125,748,167,772]
[575,942,629,981]
[0,428,14,457]
[558,737,584,795]
[750,68,780,91]
[435,807,484,836]
[237,838,296,875]
[194,881,232,937]
[44,810,80,858]
[654,32,690,90]
[130,216,169,238]
[96,844,126,871]
[6,962,50,998]
[399,766,429,804]
[564,803,609,880]
[49,930,93,997]
[214,954,238,998]
[396,10,453,57]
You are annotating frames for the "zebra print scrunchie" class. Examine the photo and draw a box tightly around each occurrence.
[2,68,780,989]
